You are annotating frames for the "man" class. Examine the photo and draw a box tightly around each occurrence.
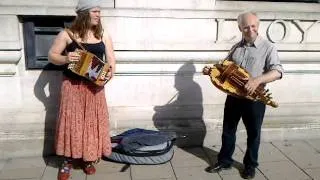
[204,12,284,179]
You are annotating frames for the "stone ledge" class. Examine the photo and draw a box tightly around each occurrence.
[114,51,320,63]
[1,127,320,159]
[1,102,319,139]
[215,1,320,13]
[0,51,21,64]
[0,0,114,9]
[0,102,319,159]
[0,64,17,76]
[104,9,320,19]
[115,0,216,10]
[0,6,319,19]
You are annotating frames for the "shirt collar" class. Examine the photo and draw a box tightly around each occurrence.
[240,36,262,48]
[253,36,263,48]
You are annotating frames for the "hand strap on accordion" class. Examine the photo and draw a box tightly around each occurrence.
[65,28,87,51]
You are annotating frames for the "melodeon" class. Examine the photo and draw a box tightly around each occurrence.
[203,60,278,108]
[67,49,111,86]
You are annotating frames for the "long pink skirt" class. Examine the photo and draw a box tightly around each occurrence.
[55,76,112,161]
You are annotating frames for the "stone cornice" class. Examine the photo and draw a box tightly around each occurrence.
[0,0,319,12]
[215,1,320,13]
[0,0,114,9]
[0,1,319,18]
[0,1,319,76]
[0,7,319,20]
[114,51,320,63]
[0,51,21,64]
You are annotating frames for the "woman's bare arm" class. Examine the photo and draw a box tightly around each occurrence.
[103,31,116,77]
[48,30,75,65]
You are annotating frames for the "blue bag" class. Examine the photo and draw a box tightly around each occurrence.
[106,128,177,164]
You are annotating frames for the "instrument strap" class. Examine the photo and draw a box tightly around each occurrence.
[65,28,87,51]
[223,41,241,62]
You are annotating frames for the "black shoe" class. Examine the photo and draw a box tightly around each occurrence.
[241,167,255,179]
[205,162,232,173]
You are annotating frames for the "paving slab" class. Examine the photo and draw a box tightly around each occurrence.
[171,147,209,168]
[0,160,4,173]
[0,167,45,179]
[42,166,87,180]
[204,144,244,170]
[131,162,175,180]
[0,156,45,180]
[202,145,219,160]
[43,157,90,179]
[306,139,320,152]
[220,170,267,180]
[218,166,242,176]
[272,140,320,169]
[68,169,86,180]
[238,142,289,163]
[200,145,245,178]
[88,160,131,180]
[2,157,46,169]
[258,161,311,180]
[174,166,220,180]
[87,172,131,180]
[41,166,58,180]
[3,139,320,180]
[96,160,131,174]
[304,168,320,180]
[134,179,175,180]
[272,140,316,154]
[258,142,289,162]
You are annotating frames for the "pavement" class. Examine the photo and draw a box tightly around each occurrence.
[1,139,320,180]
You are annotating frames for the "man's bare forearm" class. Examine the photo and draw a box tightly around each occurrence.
[256,70,282,85]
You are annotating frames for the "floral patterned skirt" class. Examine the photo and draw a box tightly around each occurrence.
[55,76,111,161]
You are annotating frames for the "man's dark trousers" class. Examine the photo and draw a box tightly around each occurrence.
[217,95,266,168]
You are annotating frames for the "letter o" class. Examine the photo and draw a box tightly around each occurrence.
[267,20,290,43]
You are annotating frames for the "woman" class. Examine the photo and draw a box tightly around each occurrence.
[48,0,115,179]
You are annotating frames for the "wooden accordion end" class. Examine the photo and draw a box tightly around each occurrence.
[68,49,111,86]
[203,60,278,108]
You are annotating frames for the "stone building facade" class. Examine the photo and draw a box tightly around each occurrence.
[0,0,319,159]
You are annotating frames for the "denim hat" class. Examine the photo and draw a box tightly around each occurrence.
[75,0,101,13]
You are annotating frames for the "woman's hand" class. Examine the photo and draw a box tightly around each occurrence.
[107,66,114,80]
[66,51,80,63]
[100,66,114,81]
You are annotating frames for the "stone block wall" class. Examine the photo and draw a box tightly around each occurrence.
[0,0,319,159]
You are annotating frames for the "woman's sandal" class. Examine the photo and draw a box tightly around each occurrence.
[58,161,72,180]
[83,162,96,175]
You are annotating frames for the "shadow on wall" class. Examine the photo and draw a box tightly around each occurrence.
[153,61,206,147]
[33,65,63,162]
[152,61,243,172]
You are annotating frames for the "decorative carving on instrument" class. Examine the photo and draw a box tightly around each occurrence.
[203,60,278,108]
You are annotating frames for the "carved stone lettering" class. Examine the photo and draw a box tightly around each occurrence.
[293,20,320,43]
[216,19,237,43]
[267,19,290,43]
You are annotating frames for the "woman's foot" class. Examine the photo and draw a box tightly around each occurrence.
[58,160,72,180]
[82,162,96,175]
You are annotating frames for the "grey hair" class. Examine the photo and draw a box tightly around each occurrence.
[237,11,260,27]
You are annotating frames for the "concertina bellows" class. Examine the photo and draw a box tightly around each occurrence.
[203,60,278,108]
[65,29,111,86]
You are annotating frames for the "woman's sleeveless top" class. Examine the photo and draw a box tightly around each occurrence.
[63,41,106,80]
